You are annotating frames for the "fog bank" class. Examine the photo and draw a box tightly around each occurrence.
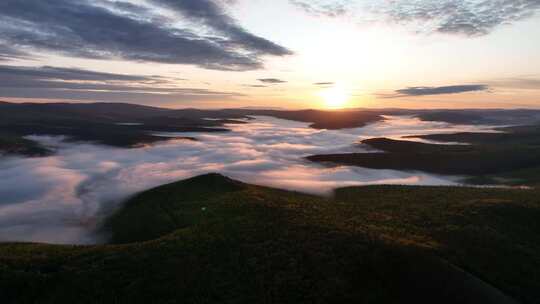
[0,116,500,244]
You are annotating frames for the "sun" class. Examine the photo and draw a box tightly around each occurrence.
[319,86,350,109]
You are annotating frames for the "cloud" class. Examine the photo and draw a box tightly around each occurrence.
[0,65,242,103]
[375,0,540,36]
[0,0,291,71]
[243,84,268,88]
[314,82,335,86]
[388,84,489,97]
[290,0,350,17]
[488,77,540,90]
[258,78,288,84]
[291,0,540,36]
[0,44,29,61]
[381,77,540,99]
[96,0,155,17]
[0,115,490,245]
[0,65,151,82]
[148,0,292,56]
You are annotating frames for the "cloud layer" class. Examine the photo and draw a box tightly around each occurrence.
[377,0,540,36]
[148,0,291,56]
[292,0,540,36]
[488,77,540,90]
[393,84,489,97]
[258,78,288,84]
[290,0,350,17]
[0,45,28,61]
[0,0,291,70]
[0,115,502,245]
[0,65,241,103]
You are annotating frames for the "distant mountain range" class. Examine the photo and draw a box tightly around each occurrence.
[0,102,382,155]
[1,101,540,157]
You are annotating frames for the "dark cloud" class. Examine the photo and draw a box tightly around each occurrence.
[96,0,154,16]
[397,84,489,96]
[0,0,291,71]
[258,78,287,84]
[314,82,334,86]
[148,0,292,56]
[290,0,349,17]
[0,65,151,82]
[390,84,489,97]
[373,0,540,36]
[0,44,29,61]
[0,65,242,103]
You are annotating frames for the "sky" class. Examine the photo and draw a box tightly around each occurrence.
[1,0,540,109]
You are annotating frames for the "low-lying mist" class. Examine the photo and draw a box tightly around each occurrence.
[0,116,500,244]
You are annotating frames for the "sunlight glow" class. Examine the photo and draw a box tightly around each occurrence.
[319,86,350,109]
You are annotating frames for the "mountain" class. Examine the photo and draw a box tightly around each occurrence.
[308,124,540,186]
[2,101,540,157]
[1,173,538,303]
[0,102,385,155]
[0,102,234,153]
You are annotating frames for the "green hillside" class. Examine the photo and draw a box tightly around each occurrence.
[1,174,539,303]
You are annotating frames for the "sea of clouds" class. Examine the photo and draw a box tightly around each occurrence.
[0,116,500,244]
